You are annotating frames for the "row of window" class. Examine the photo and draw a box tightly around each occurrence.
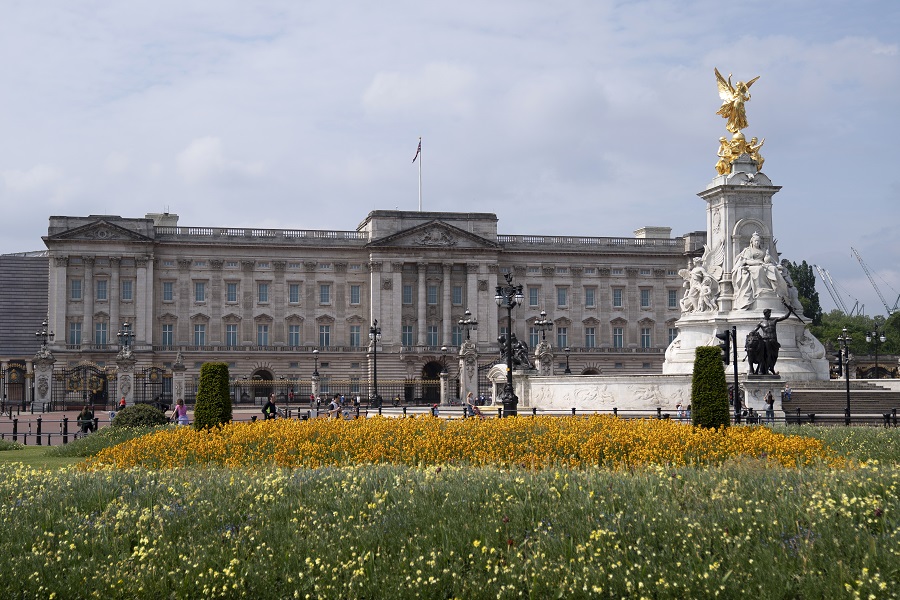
[158,260,365,271]
[69,280,134,302]
[162,282,362,305]
[530,287,679,309]
[513,326,678,349]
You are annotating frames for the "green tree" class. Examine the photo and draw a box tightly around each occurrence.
[690,346,730,429]
[193,362,232,430]
[784,260,823,325]
[111,404,169,428]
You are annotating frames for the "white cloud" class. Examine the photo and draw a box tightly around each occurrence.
[362,63,476,117]
[1,165,63,194]
[176,137,264,184]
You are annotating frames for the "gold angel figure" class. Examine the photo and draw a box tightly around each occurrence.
[715,68,760,133]
[748,136,765,171]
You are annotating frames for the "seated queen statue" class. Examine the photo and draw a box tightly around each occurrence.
[731,232,790,311]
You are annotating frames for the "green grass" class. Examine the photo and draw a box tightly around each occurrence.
[0,446,81,469]
[0,462,897,598]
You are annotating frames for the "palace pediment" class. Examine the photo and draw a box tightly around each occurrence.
[45,220,153,243]
[368,220,499,250]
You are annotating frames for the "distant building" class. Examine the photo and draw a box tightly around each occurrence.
[3,210,705,404]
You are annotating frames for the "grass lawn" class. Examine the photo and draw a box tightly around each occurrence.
[0,446,81,469]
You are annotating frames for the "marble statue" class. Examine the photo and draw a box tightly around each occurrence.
[679,242,723,313]
[731,232,792,311]
[715,68,760,134]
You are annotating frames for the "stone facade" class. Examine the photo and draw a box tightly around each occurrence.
[39,210,701,387]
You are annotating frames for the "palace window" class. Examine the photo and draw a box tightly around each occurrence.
[668,289,678,309]
[557,287,568,307]
[95,322,108,345]
[120,280,133,301]
[427,285,438,305]
[162,281,174,302]
[640,289,651,308]
[612,288,623,308]
[349,325,361,347]
[350,285,361,305]
[288,325,301,347]
[68,322,82,345]
[318,325,331,347]
[227,282,238,303]
[194,282,206,303]
[641,327,652,348]
[452,325,463,346]
[226,324,238,347]
[529,327,539,348]
[557,327,568,348]
[528,287,539,307]
[612,327,624,348]
[584,287,596,308]
[427,325,440,346]
[70,279,82,301]
[585,327,596,348]
[402,285,413,305]
[452,285,463,306]
[319,284,331,304]
[401,325,414,346]
[193,324,206,346]
[289,283,300,304]
[96,280,108,301]
[161,324,174,347]
[258,283,269,303]
[257,324,269,346]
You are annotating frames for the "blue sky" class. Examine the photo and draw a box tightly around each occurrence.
[1,0,897,317]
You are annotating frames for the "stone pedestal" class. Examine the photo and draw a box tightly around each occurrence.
[172,349,187,403]
[458,340,478,401]
[32,351,55,412]
[439,371,449,406]
[534,341,554,376]
[116,351,137,406]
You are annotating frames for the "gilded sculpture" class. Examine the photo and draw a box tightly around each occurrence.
[713,69,765,174]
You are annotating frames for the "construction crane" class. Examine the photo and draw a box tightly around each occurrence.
[851,247,899,315]
[813,264,864,316]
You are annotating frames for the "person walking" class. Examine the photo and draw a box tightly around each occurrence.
[77,405,95,434]
[465,392,484,419]
[118,396,127,412]
[171,399,190,426]
[765,390,775,425]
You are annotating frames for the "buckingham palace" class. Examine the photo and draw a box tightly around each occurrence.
[7,209,705,405]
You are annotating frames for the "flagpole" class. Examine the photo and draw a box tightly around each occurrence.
[417,136,422,211]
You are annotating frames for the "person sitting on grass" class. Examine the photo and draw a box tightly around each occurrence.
[77,405,95,434]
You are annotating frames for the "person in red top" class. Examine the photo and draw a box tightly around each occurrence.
[118,397,126,411]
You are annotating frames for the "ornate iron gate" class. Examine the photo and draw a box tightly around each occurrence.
[135,367,172,411]
[52,363,114,411]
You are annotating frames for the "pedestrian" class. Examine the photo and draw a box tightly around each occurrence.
[685,404,692,421]
[171,398,190,426]
[77,405,95,434]
[782,384,792,402]
[430,404,440,417]
[765,390,775,425]
[328,394,342,419]
[288,389,295,404]
[262,393,278,420]
[118,396,127,412]
[675,403,684,422]
[465,392,484,419]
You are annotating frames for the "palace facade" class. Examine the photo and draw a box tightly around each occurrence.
[35,210,703,400]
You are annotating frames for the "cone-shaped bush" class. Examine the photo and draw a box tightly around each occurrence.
[691,346,730,429]
[193,362,232,430]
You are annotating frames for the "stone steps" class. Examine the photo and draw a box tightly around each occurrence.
[783,390,900,415]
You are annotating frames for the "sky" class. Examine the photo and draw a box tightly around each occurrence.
[1,0,898,318]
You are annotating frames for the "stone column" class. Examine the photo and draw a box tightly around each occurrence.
[48,256,68,345]
[466,264,480,343]
[32,351,55,412]
[83,256,95,343]
[209,260,224,344]
[439,370,449,407]
[458,339,478,401]
[442,263,452,345]
[135,257,152,345]
[416,263,427,346]
[109,257,121,338]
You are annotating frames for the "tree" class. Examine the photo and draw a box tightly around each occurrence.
[690,346,730,429]
[193,362,232,430]
[784,260,823,325]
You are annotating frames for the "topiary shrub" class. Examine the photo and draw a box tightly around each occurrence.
[193,362,232,430]
[111,404,169,428]
[691,346,730,429]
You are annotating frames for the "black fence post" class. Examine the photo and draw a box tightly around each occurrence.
[12,418,18,443]
[808,413,816,425]
[656,407,662,420]
[402,406,407,417]
[571,407,576,416]
[893,408,898,427]
[36,417,42,446]
[62,417,68,444]
[378,405,382,416]
[532,407,537,417]
[93,417,99,432]
[613,407,618,418]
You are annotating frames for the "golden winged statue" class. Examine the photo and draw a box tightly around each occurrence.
[715,68,760,134]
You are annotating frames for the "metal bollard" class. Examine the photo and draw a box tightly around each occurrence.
[613,407,618,417]
[378,405,382,416]
[497,407,503,419]
[532,407,537,417]
[62,417,69,444]
[571,407,576,416]
[402,406,407,417]
[808,413,816,425]
[893,408,898,427]
[656,407,662,420]
[12,418,18,442]
[36,417,42,446]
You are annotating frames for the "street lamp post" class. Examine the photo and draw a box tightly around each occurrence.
[35,320,54,351]
[534,310,553,341]
[838,328,852,425]
[116,321,133,352]
[441,346,448,374]
[458,308,479,341]
[369,320,382,404]
[495,272,524,417]
[312,349,319,377]
[564,347,572,374]
[866,324,887,379]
